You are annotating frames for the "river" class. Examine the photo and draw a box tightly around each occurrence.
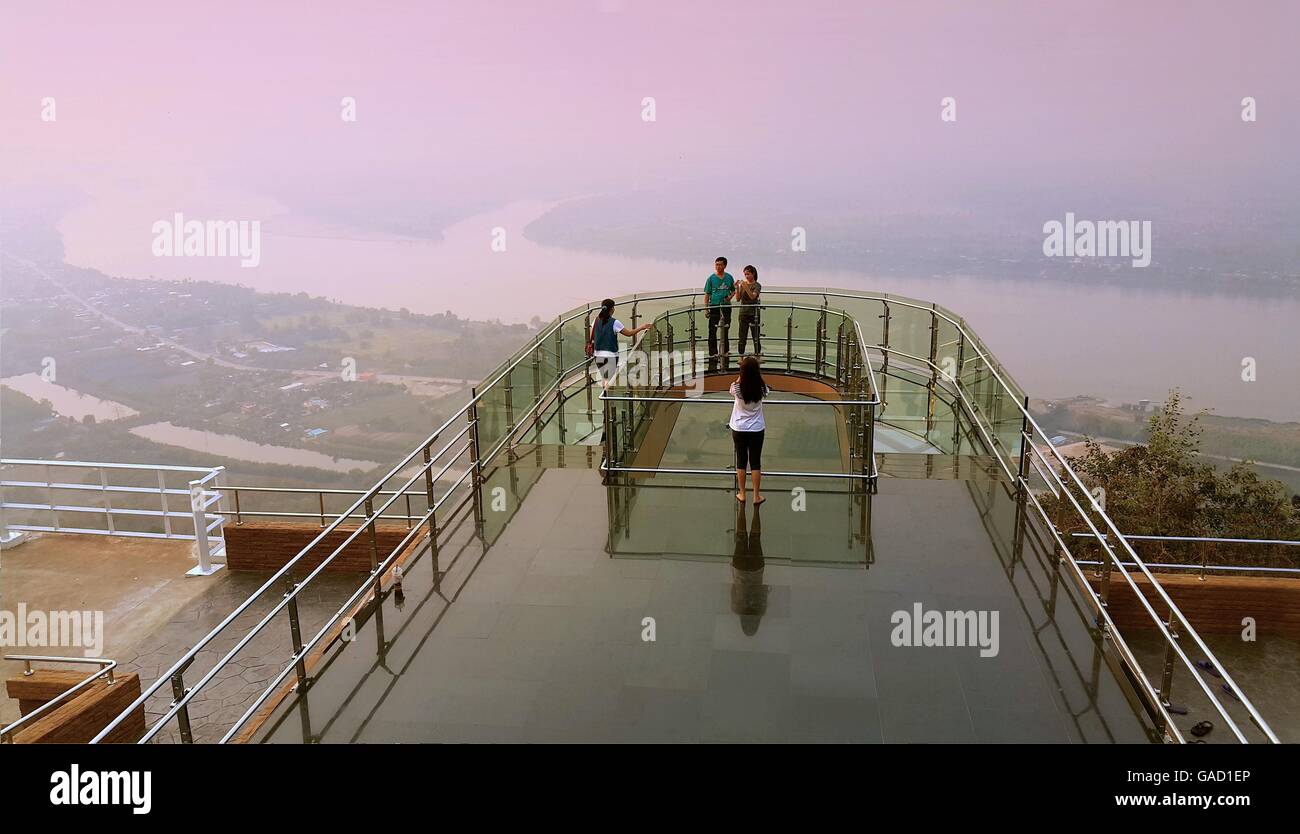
[59,199,1299,422]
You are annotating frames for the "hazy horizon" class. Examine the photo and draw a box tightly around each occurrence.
[2,1,1297,421]
[4,1,1298,255]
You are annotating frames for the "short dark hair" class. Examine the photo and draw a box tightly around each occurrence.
[715,257,728,267]
[744,264,757,278]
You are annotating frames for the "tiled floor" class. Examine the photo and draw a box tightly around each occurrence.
[259,466,1154,743]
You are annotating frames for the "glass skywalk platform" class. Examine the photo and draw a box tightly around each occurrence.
[92,289,1279,745]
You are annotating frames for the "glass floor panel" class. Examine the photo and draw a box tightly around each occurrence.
[254,466,1154,744]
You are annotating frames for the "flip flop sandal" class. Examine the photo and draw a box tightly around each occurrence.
[1190,720,1213,737]
[753,497,766,506]
[1195,660,1223,679]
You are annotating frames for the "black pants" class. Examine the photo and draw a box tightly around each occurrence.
[737,314,760,356]
[707,306,731,370]
[732,429,765,471]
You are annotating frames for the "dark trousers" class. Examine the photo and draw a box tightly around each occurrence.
[737,314,761,356]
[707,306,731,370]
[732,429,765,471]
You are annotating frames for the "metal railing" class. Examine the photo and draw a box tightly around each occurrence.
[1069,532,1300,578]
[223,485,437,527]
[0,459,227,576]
[83,286,1281,744]
[597,302,881,484]
[89,299,607,744]
[1015,439,1279,742]
[0,655,118,743]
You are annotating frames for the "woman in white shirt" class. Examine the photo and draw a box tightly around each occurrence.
[730,355,768,504]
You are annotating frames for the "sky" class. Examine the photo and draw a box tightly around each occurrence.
[3,0,1297,223]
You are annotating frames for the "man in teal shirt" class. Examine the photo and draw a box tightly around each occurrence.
[704,256,735,371]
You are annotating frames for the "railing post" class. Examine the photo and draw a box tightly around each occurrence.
[924,305,938,437]
[555,316,564,374]
[158,469,171,537]
[836,319,845,384]
[667,322,675,385]
[584,309,594,414]
[422,444,440,570]
[46,463,59,532]
[503,367,514,436]
[555,322,568,443]
[170,671,193,744]
[688,306,698,377]
[363,492,389,653]
[602,393,614,484]
[467,391,484,529]
[211,466,227,555]
[0,487,9,561]
[866,401,876,488]
[1098,537,1114,612]
[814,311,825,378]
[531,346,542,438]
[186,477,222,576]
[623,398,633,457]
[1016,395,1031,497]
[721,306,730,373]
[952,331,967,452]
[233,487,242,525]
[1159,611,1179,728]
[285,576,309,691]
[99,466,115,533]
[785,309,793,372]
[364,496,380,572]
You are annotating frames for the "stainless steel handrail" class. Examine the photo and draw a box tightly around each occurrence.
[1019,427,1279,742]
[1,458,218,473]
[1071,533,1300,547]
[0,655,117,743]
[132,440,474,743]
[599,394,881,406]
[1073,560,1300,575]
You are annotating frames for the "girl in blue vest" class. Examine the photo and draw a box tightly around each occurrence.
[588,298,651,389]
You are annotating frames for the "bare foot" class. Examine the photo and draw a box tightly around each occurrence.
[753,495,766,506]
[736,492,746,503]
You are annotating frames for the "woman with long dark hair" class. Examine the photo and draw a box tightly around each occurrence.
[587,298,651,389]
[729,355,767,503]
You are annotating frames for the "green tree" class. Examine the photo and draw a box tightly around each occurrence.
[1050,390,1300,568]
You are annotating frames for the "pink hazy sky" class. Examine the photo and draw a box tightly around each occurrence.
[2,0,1296,213]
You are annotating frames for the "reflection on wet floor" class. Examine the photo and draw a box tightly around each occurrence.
[257,465,1155,743]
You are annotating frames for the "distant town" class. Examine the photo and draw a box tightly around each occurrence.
[0,255,531,492]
